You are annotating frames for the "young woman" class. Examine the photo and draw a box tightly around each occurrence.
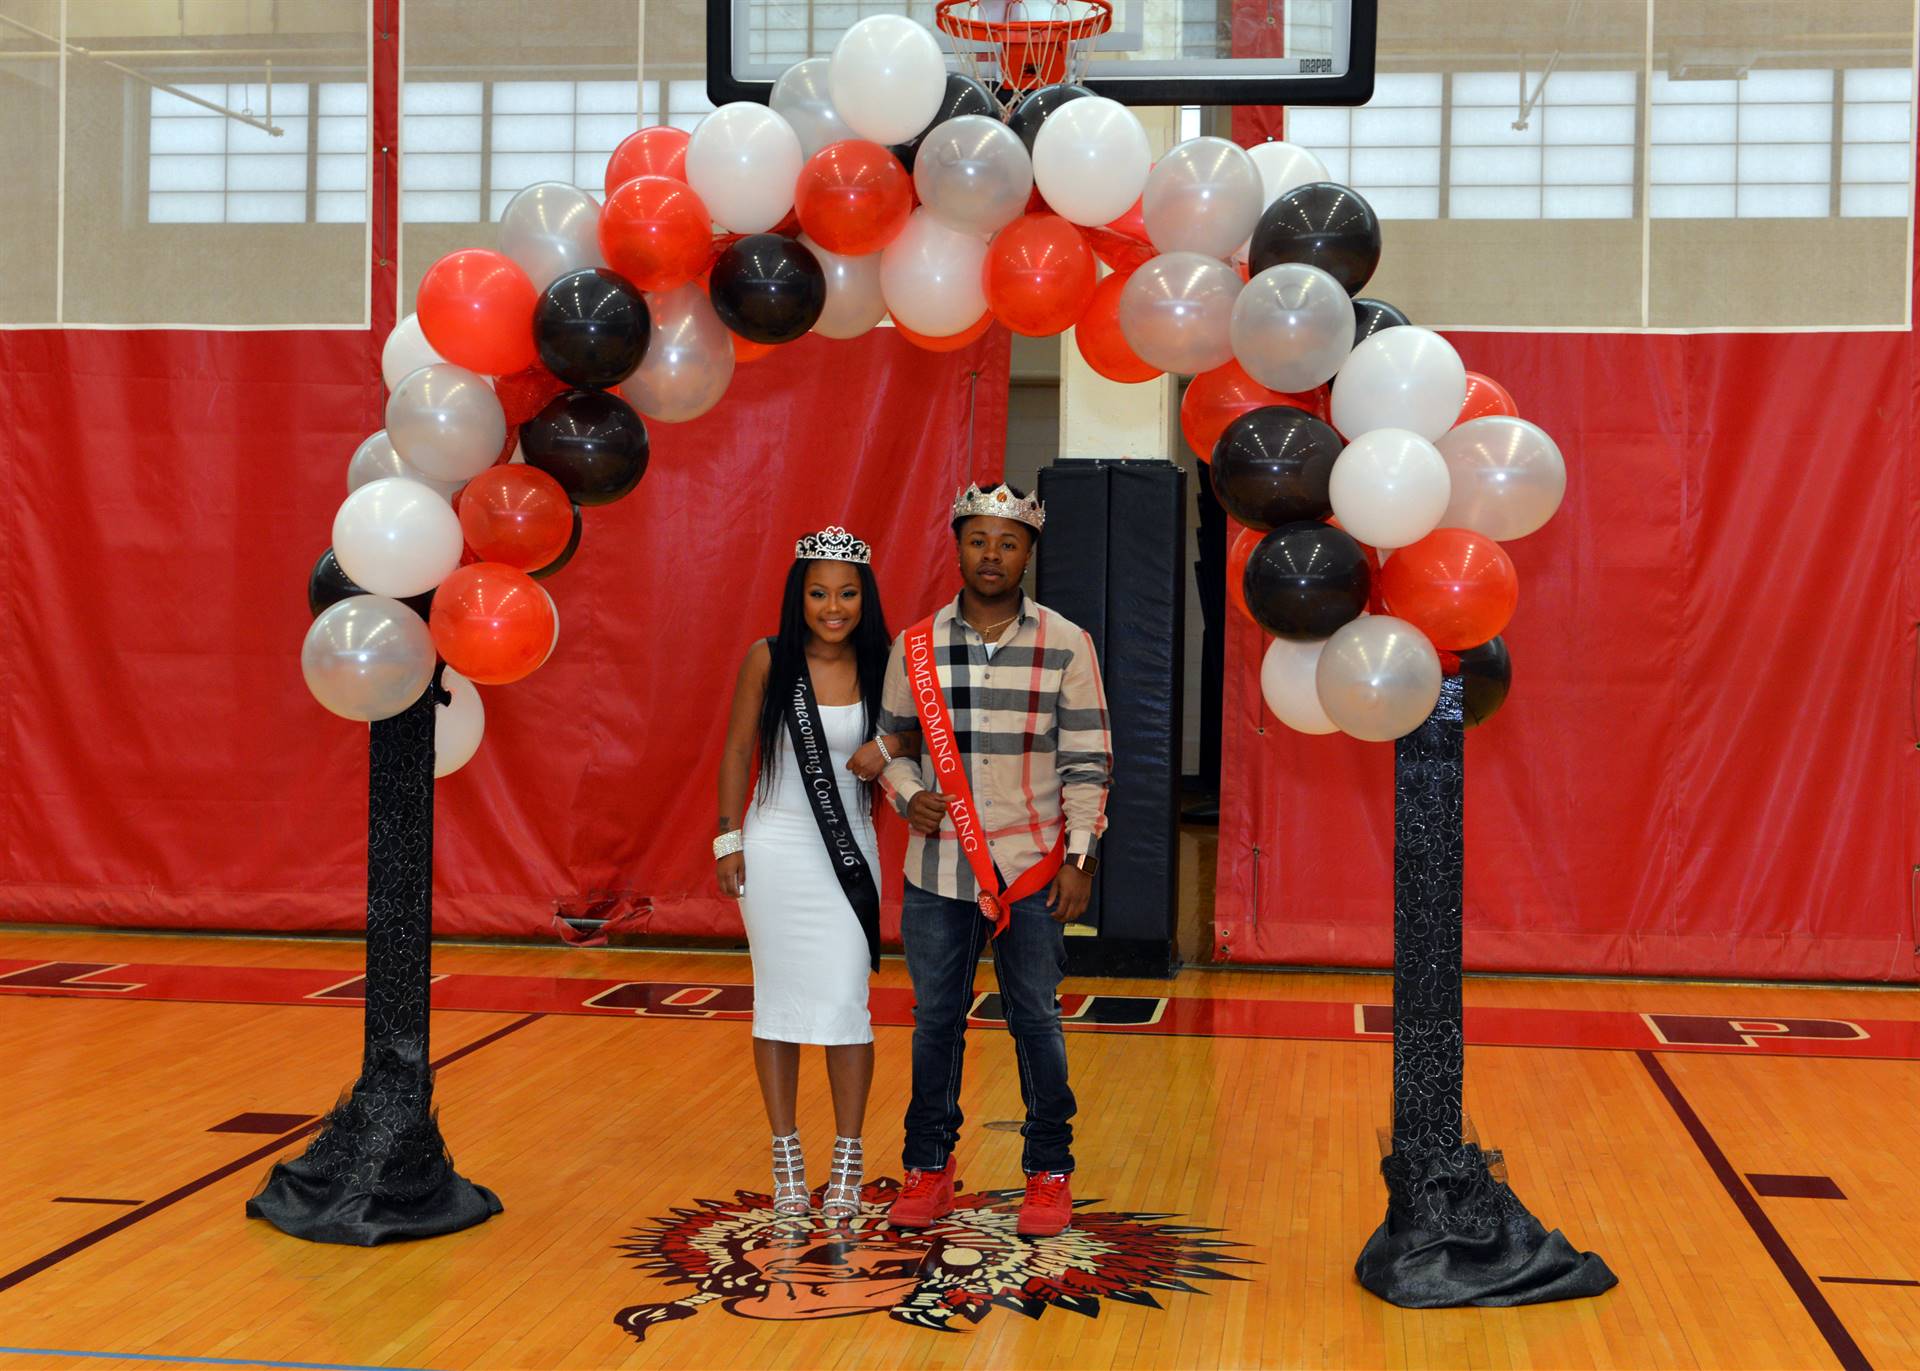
[714,527,914,1220]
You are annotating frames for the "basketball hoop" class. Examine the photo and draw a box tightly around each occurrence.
[935,0,1113,111]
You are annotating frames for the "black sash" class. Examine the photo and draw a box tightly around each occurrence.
[784,670,882,972]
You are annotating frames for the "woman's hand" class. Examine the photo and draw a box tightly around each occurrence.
[846,739,888,782]
[717,852,745,898]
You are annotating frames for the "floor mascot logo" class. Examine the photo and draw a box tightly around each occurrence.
[614,1176,1250,1340]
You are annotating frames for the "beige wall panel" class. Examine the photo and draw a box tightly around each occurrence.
[0,4,60,322]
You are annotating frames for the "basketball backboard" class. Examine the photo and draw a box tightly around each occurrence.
[707,0,1376,109]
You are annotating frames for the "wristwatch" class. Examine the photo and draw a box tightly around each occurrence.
[1071,851,1099,877]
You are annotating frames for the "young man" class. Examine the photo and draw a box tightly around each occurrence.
[874,481,1112,1238]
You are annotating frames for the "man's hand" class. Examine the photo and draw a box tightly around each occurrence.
[716,852,745,898]
[906,791,952,835]
[1047,864,1092,923]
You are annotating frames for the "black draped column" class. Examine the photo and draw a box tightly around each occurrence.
[1355,675,1615,1306]
[247,671,501,1245]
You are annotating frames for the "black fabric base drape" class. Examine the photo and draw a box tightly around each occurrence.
[1356,676,1615,1306]
[248,675,501,1245]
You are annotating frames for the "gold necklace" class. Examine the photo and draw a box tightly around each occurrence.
[970,612,1019,637]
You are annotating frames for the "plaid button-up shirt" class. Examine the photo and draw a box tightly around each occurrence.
[877,595,1112,902]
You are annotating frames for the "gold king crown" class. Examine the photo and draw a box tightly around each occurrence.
[952,482,1046,532]
[794,526,871,564]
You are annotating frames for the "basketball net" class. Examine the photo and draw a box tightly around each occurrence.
[935,0,1113,113]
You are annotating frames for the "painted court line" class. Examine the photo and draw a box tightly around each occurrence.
[0,1349,437,1370]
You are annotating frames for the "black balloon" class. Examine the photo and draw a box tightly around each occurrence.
[1243,521,1370,641]
[1210,405,1343,531]
[530,503,583,581]
[520,390,649,507]
[533,268,650,389]
[1352,296,1410,346]
[1456,636,1512,728]
[1248,182,1382,296]
[1008,82,1093,153]
[891,72,999,171]
[709,234,826,345]
[309,547,432,621]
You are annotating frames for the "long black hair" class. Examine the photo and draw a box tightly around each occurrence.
[755,557,892,797]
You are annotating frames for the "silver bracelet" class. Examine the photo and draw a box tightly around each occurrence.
[712,830,744,859]
[873,735,894,765]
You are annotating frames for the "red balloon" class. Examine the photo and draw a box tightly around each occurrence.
[457,466,574,572]
[1378,528,1518,651]
[1226,524,1260,623]
[1458,371,1518,425]
[731,332,779,364]
[494,361,569,427]
[1082,198,1154,274]
[892,311,995,352]
[417,249,538,376]
[1074,270,1160,383]
[795,140,913,256]
[429,562,557,686]
[604,126,690,195]
[984,213,1097,337]
[1181,359,1328,462]
[600,175,713,293]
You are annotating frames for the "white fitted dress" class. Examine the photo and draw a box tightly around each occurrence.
[739,702,877,1044]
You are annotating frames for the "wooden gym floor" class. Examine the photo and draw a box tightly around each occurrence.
[0,925,1915,1371]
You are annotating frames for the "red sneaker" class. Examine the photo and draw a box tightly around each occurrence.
[1017,1170,1074,1237]
[887,1160,956,1228]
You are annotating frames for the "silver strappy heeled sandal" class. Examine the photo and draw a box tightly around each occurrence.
[771,1132,810,1217]
[822,1135,863,1221]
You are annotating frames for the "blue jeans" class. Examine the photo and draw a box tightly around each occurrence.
[900,882,1077,1175]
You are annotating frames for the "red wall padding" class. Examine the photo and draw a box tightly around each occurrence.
[0,326,1008,941]
[1218,327,1920,982]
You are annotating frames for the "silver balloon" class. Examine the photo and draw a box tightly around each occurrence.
[771,56,855,159]
[301,594,437,723]
[1116,252,1241,376]
[803,233,888,339]
[345,429,464,502]
[384,363,507,482]
[497,181,604,290]
[1143,136,1264,259]
[1229,263,1355,393]
[914,115,1033,239]
[621,281,735,423]
[1314,614,1442,742]
[1436,416,1567,542]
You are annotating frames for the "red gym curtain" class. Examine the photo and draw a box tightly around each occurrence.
[1217,326,1920,983]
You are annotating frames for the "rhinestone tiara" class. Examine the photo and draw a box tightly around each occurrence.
[795,526,871,565]
[951,482,1045,532]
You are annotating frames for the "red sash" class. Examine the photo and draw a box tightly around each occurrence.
[904,614,1065,935]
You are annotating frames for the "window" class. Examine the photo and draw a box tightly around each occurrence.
[1284,73,1443,219]
[402,81,484,224]
[1450,69,1636,219]
[147,82,366,226]
[1650,69,1833,218]
[1841,66,1913,217]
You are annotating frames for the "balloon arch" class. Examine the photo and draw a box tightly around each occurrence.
[301,12,1565,759]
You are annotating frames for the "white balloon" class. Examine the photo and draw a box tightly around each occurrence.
[1436,416,1568,541]
[1229,263,1355,393]
[434,668,486,778]
[346,430,464,502]
[772,57,856,158]
[1032,96,1152,227]
[497,182,603,290]
[687,102,805,234]
[914,115,1034,239]
[1328,429,1452,550]
[1260,637,1339,735]
[539,586,560,667]
[1314,614,1443,742]
[803,233,889,339]
[879,208,990,337]
[1235,141,1330,261]
[381,313,445,392]
[1116,252,1241,376]
[332,477,464,600]
[1143,136,1264,259]
[1330,326,1468,442]
[302,595,437,723]
[828,15,946,145]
